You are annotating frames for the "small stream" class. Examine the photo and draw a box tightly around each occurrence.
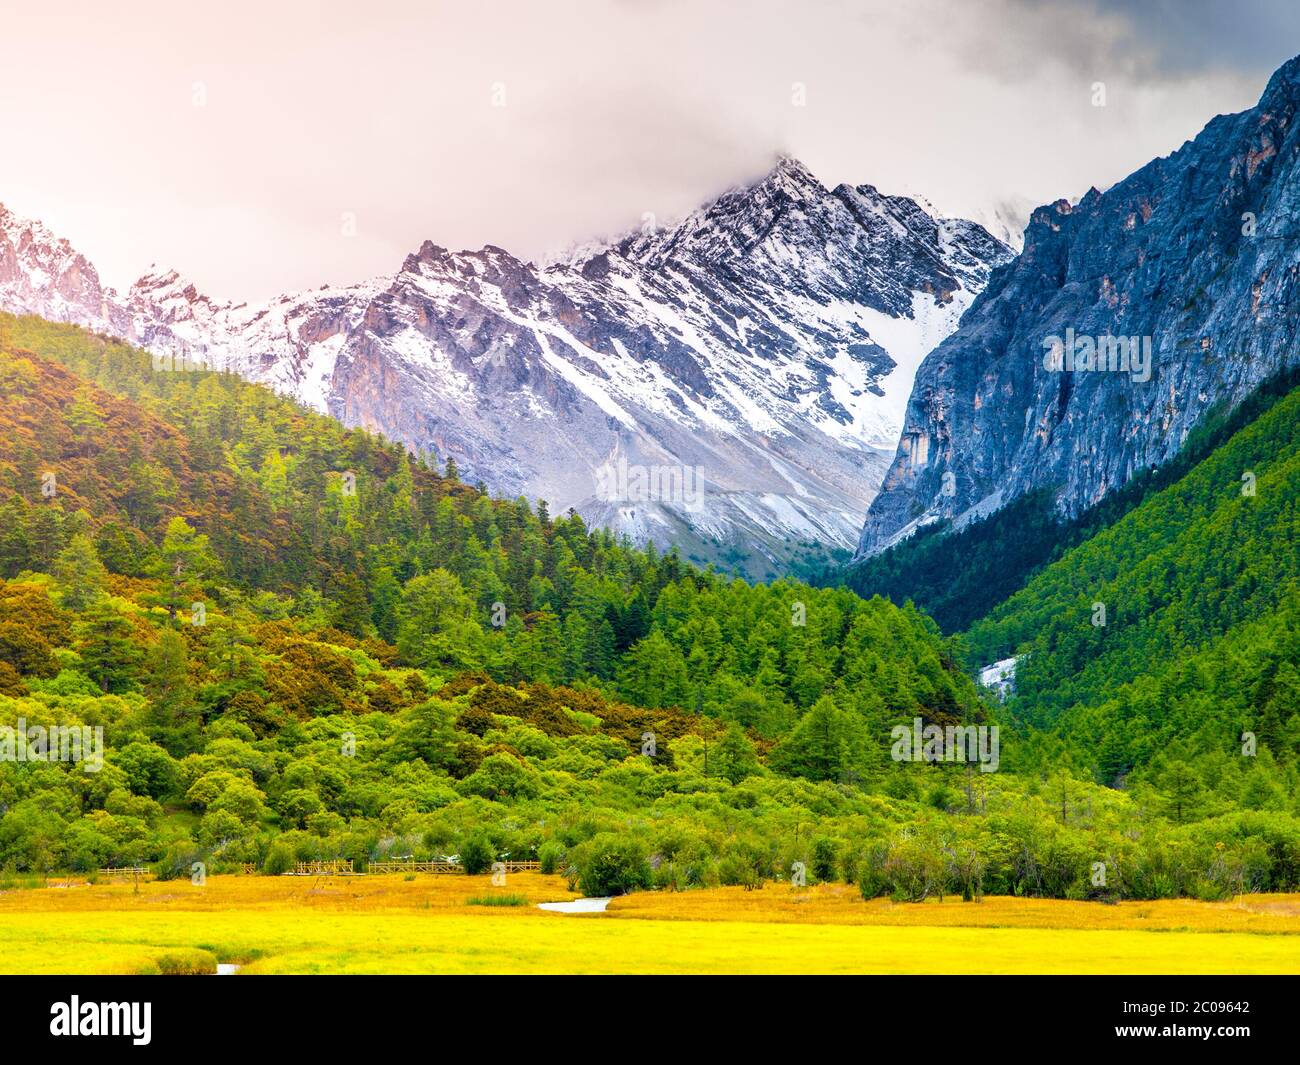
[216,963,242,975]
[537,897,612,914]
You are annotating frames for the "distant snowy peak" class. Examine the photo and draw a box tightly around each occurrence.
[902,190,1034,254]
[0,159,1013,578]
[0,203,128,335]
[956,197,1035,252]
[126,267,382,411]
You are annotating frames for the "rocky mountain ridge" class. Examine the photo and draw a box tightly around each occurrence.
[0,158,1012,579]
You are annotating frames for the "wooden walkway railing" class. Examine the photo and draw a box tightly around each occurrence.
[367,860,460,875]
[81,859,552,879]
[366,859,545,875]
[97,866,151,880]
[499,861,544,873]
[284,860,360,876]
[250,859,553,876]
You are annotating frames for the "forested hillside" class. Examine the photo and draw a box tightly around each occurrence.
[960,377,1300,805]
[1,311,1298,902]
[0,314,980,731]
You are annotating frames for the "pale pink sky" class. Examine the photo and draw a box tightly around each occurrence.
[0,0,1290,301]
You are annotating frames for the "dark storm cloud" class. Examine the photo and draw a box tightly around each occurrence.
[1016,0,1300,77]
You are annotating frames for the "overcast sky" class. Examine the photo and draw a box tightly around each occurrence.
[2,0,1297,301]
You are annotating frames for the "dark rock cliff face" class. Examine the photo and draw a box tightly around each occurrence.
[857,55,1300,559]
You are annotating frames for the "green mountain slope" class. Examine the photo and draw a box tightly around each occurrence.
[841,365,1300,634]
[963,378,1300,791]
[0,313,982,734]
[1,311,1297,902]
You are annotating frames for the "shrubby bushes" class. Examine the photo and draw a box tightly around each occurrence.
[458,833,496,876]
[571,834,652,897]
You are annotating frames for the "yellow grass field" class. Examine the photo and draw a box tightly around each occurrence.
[1,874,1297,974]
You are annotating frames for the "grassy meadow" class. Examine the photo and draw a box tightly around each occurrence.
[1,874,1297,975]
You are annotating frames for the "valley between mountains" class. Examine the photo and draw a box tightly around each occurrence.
[1,45,1300,982]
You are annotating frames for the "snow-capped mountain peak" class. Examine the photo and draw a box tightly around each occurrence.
[0,160,1012,578]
